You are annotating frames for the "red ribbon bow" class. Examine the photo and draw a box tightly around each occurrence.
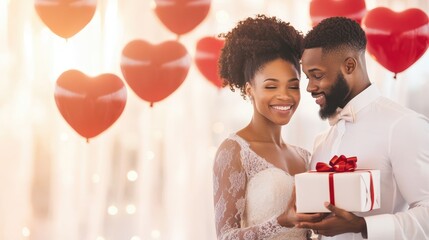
[316,155,357,172]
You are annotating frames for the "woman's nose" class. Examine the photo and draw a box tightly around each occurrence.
[275,90,291,100]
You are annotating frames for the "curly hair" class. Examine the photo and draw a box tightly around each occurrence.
[218,14,303,98]
[304,17,366,53]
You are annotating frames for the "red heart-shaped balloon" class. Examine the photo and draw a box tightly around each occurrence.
[54,70,127,141]
[362,7,429,76]
[195,37,224,89]
[309,0,366,26]
[154,0,211,36]
[120,40,191,106]
[35,0,96,39]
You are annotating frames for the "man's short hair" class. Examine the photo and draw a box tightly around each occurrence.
[304,17,367,53]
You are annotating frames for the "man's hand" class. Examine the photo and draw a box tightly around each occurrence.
[295,202,368,238]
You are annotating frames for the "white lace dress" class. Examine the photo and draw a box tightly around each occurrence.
[213,134,311,240]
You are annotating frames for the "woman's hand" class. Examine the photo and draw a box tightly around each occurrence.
[277,187,326,227]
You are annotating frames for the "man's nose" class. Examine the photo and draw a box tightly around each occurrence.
[306,80,318,93]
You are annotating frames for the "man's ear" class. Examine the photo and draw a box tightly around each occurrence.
[343,57,357,74]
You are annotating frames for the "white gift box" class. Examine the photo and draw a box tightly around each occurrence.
[295,170,380,213]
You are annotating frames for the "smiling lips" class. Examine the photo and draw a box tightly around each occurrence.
[313,93,325,106]
[271,105,292,111]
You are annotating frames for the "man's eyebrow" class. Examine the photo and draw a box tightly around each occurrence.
[307,68,321,73]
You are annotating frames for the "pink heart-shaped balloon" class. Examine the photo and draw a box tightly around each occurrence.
[35,0,96,39]
[309,0,366,26]
[120,40,191,106]
[154,0,211,36]
[362,7,429,75]
[195,37,224,89]
[54,70,127,141]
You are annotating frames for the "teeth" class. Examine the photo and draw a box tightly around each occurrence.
[272,105,291,111]
[315,95,324,105]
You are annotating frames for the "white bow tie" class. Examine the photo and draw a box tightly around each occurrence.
[328,106,355,126]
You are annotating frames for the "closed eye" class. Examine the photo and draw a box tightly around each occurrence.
[306,69,324,80]
[307,74,323,81]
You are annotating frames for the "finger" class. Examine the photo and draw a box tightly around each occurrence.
[296,213,325,222]
[295,221,319,229]
[324,202,335,212]
[324,202,347,218]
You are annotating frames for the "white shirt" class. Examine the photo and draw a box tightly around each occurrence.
[310,85,429,240]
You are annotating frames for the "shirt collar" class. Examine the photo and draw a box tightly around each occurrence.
[343,84,380,116]
[328,84,380,125]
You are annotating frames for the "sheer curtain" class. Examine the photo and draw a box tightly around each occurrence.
[0,0,427,240]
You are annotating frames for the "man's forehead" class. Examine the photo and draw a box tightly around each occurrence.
[302,47,346,67]
[301,48,325,66]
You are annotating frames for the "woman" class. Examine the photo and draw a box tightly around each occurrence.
[212,15,321,239]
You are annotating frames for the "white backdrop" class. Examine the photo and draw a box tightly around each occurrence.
[0,0,428,240]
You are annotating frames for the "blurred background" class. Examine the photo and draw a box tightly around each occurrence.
[0,0,428,239]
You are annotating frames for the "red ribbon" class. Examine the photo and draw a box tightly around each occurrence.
[367,170,375,210]
[315,155,375,210]
[316,155,357,172]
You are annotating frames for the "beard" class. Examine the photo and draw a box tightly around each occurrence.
[319,72,350,119]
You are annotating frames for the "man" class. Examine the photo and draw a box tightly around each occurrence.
[296,17,429,239]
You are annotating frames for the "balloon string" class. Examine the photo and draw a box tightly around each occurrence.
[86,138,89,143]
[394,73,397,79]
[176,34,181,41]
[150,102,154,107]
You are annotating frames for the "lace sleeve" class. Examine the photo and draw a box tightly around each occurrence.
[213,139,286,240]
